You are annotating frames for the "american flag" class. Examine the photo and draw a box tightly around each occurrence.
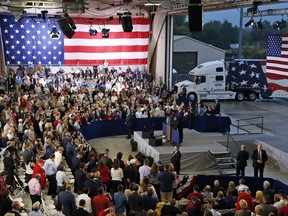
[266,34,288,93]
[0,15,150,66]
[227,60,272,97]
[0,15,64,65]
[64,17,150,66]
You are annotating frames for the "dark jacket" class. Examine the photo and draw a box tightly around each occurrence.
[236,150,249,167]
[58,190,76,216]
[71,207,90,216]
[251,149,268,168]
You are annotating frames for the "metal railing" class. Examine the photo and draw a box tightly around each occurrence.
[234,116,264,134]
[226,129,241,152]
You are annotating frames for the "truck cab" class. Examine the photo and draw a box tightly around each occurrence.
[174,60,236,101]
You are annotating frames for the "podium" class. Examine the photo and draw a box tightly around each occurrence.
[165,116,178,142]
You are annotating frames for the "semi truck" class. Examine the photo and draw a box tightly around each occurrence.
[174,59,288,101]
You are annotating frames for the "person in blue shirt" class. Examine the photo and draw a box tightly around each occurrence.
[114,184,127,215]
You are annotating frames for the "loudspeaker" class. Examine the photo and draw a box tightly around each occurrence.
[122,16,133,32]
[57,19,75,39]
[135,152,146,165]
[130,139,138,152]
[142,130,154,139]
[188,5,203,31]
[149,136,163,146]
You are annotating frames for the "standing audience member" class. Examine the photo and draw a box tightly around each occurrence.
[236,186,253,211]
[92,187,110,216]
[251,144,268,177]
[187,184,203,201]
[138,158,151,183]
[58,184,76,216]
[236,144,249,177]
[28,173,42,205]
[211,180,224,198]
[114,184,127,216]
[76,187,92,214]
[44,154,58,197]
[161,199,181,216]
[259,194,277,216]
[157,163,175,203]
[3,150,14,188]
[111,159,124,195]
[142,187,159,211]
[32,159,46,190]
[273,190,287,211]
[0,190,13,216]
[127,184,143,216]
[170,145,181,175]
[71,199,90,216]
[74,162,87,194]
[10,201,22,216]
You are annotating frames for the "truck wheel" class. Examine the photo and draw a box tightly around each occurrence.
[248,92,257,101]
[236,92,245,101]
[187,93,197,101]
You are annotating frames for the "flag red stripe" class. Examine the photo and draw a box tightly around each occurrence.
[268,82,288,92]
[73,17,151,25]
[266,65,288,73]
[64,45,148,53]
[266,73,288,80]
[64,58,148,66]
[70,31,149,39]
[266,59,288,66]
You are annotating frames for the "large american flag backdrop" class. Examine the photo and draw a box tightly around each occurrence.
[266,34,288,93]
[0,15,150,66]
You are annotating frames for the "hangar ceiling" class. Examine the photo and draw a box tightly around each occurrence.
[0,0,287,18]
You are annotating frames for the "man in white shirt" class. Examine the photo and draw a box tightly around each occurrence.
[76,187,92,213]
[54,146,64,167]
[44,154,58,197]
[138,158,151,183]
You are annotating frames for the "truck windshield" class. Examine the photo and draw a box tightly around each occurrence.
[189,75,201,84]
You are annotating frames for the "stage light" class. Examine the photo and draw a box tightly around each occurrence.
[102,28,110,38]
[244,19,254,27]
[274,19,287,30]
[257,19,263,30]
[64,13,76,30]
[50,25,60,39]
[89,26,97,36]
[41,10,48,19]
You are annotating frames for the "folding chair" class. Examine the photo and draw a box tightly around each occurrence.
[13,175,27,196]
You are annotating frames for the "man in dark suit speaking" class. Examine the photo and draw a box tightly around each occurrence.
[251,144,268,177]
[236,144,249,176]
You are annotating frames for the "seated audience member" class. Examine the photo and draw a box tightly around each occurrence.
[211,180,224,198]
[252,190,265,210]
[226,181,238,197]
[201,185,214,201]
[210,201,221,216]
[223,189,237,209]
[254,205,264,216]
[187,198,203,216]
[273,190,287,211]
[235,199,251,216]
[259,194,277,216]
[216,191,230,210]
[187,184,203,201]
[28,201,44,216]
[262,181,275,205]
[236,178,249,192]
[52,203,65,216]
[161,199,181,216]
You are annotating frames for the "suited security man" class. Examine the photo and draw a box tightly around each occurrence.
[125,109,134,139]
[236,144,249,176]
[251,144,268,177]
[170,145,182,174]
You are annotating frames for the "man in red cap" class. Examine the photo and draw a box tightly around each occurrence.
[32,158,46,190]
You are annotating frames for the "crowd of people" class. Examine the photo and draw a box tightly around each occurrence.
[0,63,287,216]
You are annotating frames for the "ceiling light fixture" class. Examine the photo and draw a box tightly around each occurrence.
[257,19,263,30]
[244,19,254,27]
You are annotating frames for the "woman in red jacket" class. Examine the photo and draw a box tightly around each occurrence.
[32,159,46,190]
[97,159,111,193]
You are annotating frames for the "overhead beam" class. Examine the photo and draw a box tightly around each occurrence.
[243,8,288,17]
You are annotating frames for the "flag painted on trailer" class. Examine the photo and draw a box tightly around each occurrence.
[0,15,64,65]
[227,60,272,97]
[266,34,288,92]
[63,17,150,66]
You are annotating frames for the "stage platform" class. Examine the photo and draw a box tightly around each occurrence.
[133,129,229,172]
